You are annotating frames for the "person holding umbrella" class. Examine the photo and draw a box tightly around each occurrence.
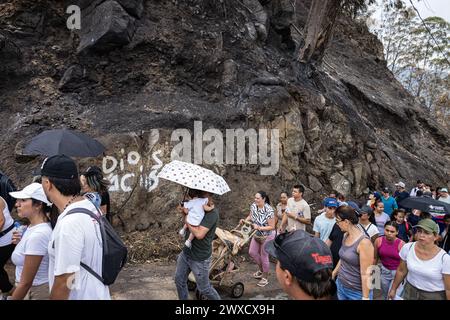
[174,189,221,300]
[179,189,215,249]
[158,160,229,300]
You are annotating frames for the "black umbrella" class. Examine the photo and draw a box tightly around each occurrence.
[399,196,450,216]
[24,129,105,157]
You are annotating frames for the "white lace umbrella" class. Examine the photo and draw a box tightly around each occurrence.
[157,160,230,195]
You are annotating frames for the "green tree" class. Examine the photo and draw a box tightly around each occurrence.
[373,5,450,127]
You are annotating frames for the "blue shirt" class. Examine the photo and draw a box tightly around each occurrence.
[313,213,336,242]
[381,196,398,217]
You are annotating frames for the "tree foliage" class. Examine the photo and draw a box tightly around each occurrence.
[372,4,450,127]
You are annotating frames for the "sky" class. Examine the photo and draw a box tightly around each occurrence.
[374,0,450,22]
[412,0,450,22]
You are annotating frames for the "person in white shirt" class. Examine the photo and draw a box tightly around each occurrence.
[409,180,424,197]
[9,183,52,300]
[389,219,450,300]
[438,188,450,204]
[38,155,110,300]
[281,184,311,232]
[0,195,15,298]
[356,205,380,243]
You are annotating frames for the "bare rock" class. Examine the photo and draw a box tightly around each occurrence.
[308,175,323,192]
[77,0,136,53]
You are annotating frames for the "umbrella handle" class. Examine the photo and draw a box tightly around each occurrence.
[181,187,189,204]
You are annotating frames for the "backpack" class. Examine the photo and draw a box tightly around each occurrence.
[66,207,128,285]
[0,171,16,212]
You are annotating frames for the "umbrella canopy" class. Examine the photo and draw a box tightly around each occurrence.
[24,129,105,157]
[157,160,231,195]
[399,196,450,217]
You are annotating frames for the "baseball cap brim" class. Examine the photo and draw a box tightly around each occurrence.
[9,190,31,200]
[412,224,435,233]
[9,190,52,206]
[413,219,439,234]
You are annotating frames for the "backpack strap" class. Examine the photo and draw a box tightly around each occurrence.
[64,207,105,284]
[358,223,371,239]
[66,207,101,221]
[0,222,15,238]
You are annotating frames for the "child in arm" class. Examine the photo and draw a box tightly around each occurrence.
[179,192,214,248]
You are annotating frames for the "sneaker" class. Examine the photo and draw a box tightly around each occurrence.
[179,228,186,237]
[257,278,268,287]
[253,271,263,279]
[185,239,192,248]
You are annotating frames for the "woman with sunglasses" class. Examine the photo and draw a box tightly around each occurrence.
[332,205,374,300]
[240,191,275,287]
[388,219,450,300]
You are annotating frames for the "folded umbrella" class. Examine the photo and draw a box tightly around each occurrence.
[157,160,230,195]
[24,129,105,157]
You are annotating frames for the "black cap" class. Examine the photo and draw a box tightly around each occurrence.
[265,230,333,282]
[382,187,390,193]
[83,165,102,177]
[35,154,78,179]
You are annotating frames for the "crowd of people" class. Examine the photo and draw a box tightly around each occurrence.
[0,155,111,300]
[243,182,450,300]
[1,157,449,301]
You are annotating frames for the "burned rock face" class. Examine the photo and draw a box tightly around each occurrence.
[77,0,136,53]
[0,0,449,239]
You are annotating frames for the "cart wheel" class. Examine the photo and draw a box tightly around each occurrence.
[187,280,196,291]
[195,288,208,300]
[230,282,244,298]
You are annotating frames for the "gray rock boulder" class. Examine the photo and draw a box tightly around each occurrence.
[77,0,136,53]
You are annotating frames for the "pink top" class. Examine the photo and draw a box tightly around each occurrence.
[378,236,402,270]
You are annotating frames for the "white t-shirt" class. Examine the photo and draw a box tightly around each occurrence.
[400,242,450,292]
[48,199,110,300]
[184,198,208,226]
[0,197,14,247]
[357,223,380,239]
[313,213,336,242]
[286,198,311,232]
[11,222,52,286]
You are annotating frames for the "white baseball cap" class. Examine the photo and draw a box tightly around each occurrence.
[9,183,52,206]
[395,182,405,188]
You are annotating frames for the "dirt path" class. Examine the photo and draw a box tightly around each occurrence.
[110,258,289,300]
[5,258,289,300]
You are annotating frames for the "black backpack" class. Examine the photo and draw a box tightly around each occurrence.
[0,171,16,212]
[66,207,128,285]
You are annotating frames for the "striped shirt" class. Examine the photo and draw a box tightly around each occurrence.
[250,203,274,237]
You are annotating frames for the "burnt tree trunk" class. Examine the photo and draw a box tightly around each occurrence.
[298,0,343,64]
